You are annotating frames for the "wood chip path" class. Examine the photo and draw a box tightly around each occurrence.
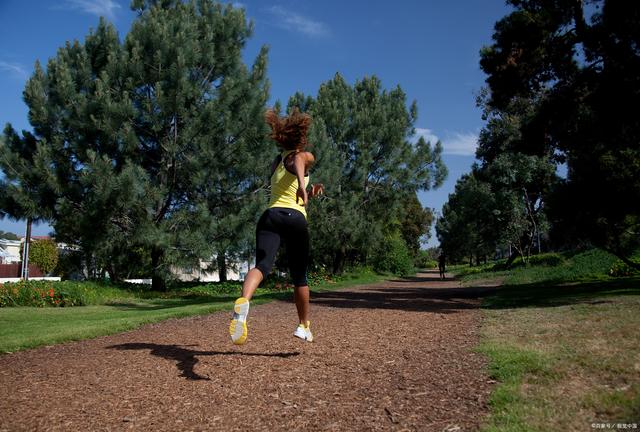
[0,270,498,431]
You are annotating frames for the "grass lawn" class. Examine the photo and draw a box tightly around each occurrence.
[0,269,385,354]
[461,250,640,431]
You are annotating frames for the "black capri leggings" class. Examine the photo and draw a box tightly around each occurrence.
[255,207,309,287]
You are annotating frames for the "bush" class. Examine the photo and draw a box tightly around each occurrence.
[413,249,438,269]
[26,239,59,274]
[609,261,640,277]
[371,234,414,277]
[307,266,336,286]
[0,280,83,307]
[526,253,566,267]
[172,280,243,296]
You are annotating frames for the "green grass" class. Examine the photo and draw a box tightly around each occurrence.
[0,268,385,353]
[465,249,640,432]
[0,299,229,354]
[459,249,621,286]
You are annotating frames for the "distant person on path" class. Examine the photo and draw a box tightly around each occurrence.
[230,108,324,345]
[438,253,446,280]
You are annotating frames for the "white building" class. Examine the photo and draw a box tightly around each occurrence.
[172,256,252,282]
[0,239,21,264]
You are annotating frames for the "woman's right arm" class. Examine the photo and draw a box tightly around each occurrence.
[294,153,309,206]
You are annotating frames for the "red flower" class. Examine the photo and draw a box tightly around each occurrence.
[49,288,55,298]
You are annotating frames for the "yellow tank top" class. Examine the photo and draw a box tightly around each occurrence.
[268,150,310,218]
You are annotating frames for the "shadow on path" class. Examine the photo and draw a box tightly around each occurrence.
[312,275,498,314]
[311,287,496,314]
[107,343,299,381]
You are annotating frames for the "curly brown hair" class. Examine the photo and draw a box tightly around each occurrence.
[265,107,312,151]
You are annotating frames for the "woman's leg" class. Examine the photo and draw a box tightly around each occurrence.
[241,268,263,301]
[285,210,310,327]
[230,209,279,345]
[293,285,310,325]
[245,209,280,300]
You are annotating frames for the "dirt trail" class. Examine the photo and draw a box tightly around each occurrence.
[0,271,498,431]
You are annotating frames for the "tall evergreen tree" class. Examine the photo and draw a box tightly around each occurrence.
[436,173,497,264]
[0,0,270,288]
[289,74,447,273]
[399,193,434,258]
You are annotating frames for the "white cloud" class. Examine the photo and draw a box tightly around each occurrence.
[266,6,330,38]
[0,61,28,79]
[59,0,121,20]
[442,131,478,156]
[413,127,478,156]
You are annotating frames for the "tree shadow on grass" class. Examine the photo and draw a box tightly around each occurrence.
[107,342,300,381]
[482,276,640,309]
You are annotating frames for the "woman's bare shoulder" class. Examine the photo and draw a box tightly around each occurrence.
[299,151,315,164]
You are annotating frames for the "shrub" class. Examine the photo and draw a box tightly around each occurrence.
[307,266,336,286]
[496,253,566,270]
[609,261,640,277]
[413,249,438,269]
[0,280,83,307]
[371,234,414,277]
[26,239,59,274]
[526,253,566,267]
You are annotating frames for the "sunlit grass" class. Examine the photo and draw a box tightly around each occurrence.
[471,250,640,431]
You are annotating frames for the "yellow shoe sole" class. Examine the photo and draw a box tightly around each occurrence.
[230,297,249,345]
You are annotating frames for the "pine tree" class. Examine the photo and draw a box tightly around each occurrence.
[289,74,447,273]
[1,0,270,288]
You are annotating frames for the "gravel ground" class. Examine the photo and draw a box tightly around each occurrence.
[0,270,498,432]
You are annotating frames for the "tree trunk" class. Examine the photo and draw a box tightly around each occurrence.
[151,247,166,291]
[217,251,227,282]
[505,250,518,268]
[332,246,346,274]
[107,263,120,283]
[21,218,32,281]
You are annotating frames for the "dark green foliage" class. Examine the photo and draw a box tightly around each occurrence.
[371,233,414,277]
[479,0,640,267]
[414,248,439,269]
[524,252,564,267]
[399,193,434,258]
[53,250,84,280]
[437,173,498,263]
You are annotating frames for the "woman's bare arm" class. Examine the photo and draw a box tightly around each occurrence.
[294,152,309,206]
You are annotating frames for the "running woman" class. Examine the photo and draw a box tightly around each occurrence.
[230,108,324,345]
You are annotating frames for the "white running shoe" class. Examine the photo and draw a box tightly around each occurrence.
[293,321,313,342]
[229,297,250,345]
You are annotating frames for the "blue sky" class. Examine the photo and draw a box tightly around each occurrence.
[0,0,512,245]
